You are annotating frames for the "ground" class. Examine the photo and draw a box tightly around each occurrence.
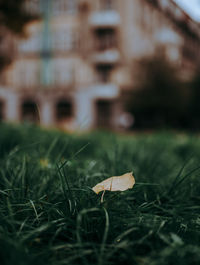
[0,123,200,265]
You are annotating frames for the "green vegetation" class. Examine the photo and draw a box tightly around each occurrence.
[128,54,193,129]
[0,123,200,265]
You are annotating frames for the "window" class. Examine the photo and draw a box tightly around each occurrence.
[96,64,112,82]
[96,100,112,128]
[51,29,78,52]
[52,60,73,85]
[94,29,117,50]
[53,68,73,85]
[68,0,77,14]
[0,100,4,121]
[21,100,40,123]
[100,0,114,10]
[24,0,41,15]
[17,62,40,88]
[56,100,73,121]
[52,0,77,16]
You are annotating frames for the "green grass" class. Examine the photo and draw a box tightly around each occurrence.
[0,123,200,265]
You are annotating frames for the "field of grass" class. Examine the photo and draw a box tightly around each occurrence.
[0,123,200,265]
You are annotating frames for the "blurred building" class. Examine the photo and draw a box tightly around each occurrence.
[0,0,200,130]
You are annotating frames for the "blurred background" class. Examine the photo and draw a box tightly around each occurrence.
[0,0,200,132]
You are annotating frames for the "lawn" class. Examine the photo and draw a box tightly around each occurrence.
[0,123,200,265]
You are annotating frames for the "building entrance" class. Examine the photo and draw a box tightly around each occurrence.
[21,101,40,123]
[96,99,113,128]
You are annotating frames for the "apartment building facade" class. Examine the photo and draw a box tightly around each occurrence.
[0,0,200,130]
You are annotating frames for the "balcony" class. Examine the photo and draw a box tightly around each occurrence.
[89,11,120,28]
[154,28,182,45]
[92,83,119,99]
[92,49,120,64]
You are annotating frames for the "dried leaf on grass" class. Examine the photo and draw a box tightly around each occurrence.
[92,172,135,194]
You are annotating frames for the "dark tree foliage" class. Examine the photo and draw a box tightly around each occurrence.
[128,55,186,129]
[0,0,36,34]
[0,0,37,71]
[188,71,200,129]
[0,49,11,72]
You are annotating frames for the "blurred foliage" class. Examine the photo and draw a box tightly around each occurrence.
[0,0,37,71]
[0,0,36,34]
[0,52,12,72]
[187,71,200,129]
[128,54,189,129]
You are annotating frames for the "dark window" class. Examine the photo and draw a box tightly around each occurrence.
[96,100,113,128]
[21,100,39,123]
[96,64,112,82]
[0,100,4,121]
[94,29,117,51]
[100,0,114,10]
[56,100,73,121]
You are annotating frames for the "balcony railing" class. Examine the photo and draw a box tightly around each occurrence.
[92,49,120,64]
[92,83,119,99]
[89,11,120,28]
